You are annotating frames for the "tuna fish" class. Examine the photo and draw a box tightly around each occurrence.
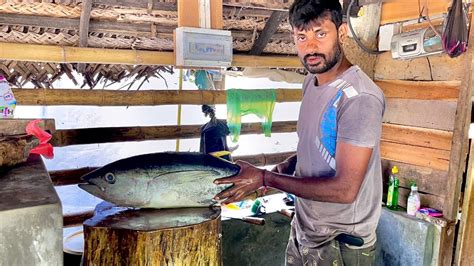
[78,152,240,209]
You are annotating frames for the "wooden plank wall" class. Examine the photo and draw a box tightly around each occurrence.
[374,30,473,265]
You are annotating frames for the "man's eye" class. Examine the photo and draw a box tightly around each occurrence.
[317,32,327,38]
[297,36,306,41]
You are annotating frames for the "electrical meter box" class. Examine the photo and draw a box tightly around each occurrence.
[391,26,444,60]
[175,27,233,68]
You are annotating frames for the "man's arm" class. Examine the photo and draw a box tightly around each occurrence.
[214,141,372,204]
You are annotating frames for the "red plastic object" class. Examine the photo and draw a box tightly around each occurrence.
[25,119,54,158]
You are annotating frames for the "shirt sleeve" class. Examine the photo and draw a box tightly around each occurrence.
[337,94,384,148]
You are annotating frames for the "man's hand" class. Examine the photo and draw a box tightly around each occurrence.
[214,160,265,205]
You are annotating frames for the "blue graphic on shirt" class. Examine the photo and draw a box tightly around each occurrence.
[318,89,344,169]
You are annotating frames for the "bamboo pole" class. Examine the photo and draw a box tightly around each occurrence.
[176,69,183,151]
[51,121,297,147]
[12,79,460,107]
[0,42,301,68]
[12,88,301,106]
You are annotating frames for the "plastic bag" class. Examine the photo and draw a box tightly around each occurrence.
[442,0,468,58]
[226,89,276,142]
[0,76,16,118]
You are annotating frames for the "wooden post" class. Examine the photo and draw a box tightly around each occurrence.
[83,202,222,265]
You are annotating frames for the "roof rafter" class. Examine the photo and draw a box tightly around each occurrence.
[249,10,287,55]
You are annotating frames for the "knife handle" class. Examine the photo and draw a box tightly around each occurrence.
[241,216,265,225]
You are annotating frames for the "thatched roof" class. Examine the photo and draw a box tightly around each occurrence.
[0,0,296,88]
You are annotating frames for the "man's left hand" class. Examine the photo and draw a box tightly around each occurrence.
[213,160,265,204]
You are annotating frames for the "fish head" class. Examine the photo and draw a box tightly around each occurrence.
[78,166,149,207]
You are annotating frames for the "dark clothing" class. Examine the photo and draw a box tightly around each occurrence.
[286,225,376,266]
[200,119,231,161]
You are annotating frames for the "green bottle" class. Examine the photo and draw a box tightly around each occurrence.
[386,166,399,210]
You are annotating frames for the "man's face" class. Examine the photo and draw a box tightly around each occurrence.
[292,17,343,74]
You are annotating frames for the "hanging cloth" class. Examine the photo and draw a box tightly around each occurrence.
[226,89,276,142]
[442,0,468,58]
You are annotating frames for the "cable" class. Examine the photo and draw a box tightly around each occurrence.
[346,0,383,55]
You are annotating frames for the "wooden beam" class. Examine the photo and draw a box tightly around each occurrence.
[93,0,177,11]
[51,121,298,147]
[78,0,93,73]
[79,0,92,48]
[376,80,461,101]
[380,141,451,171]
[0,13,169,37]
[380,0,451,25]
[0,13,292,41]
[444,17,474,222]
[211,0,223,29]
[0,42,301,67]
[50,151,296,186]
[94,0,275,18]
[50,167,96,186]
[177,0,200,27]
[455,141,474,264]
[13,88,301,106]
[0,119,56,136]
[232,54,301,68]
[249,11,287,55]
[64,210,94,228]
[381,124,452,151]
[94,0,286,13]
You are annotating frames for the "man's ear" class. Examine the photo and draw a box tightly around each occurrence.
[338,22,348,43]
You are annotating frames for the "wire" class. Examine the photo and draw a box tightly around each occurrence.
[346,0,383,55]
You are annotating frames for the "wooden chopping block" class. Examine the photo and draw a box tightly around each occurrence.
[83,202,223,265]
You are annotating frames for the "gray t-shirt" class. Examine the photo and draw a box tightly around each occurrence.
[294,65,385,249]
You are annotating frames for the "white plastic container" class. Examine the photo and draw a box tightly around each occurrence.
[407,185,421,216]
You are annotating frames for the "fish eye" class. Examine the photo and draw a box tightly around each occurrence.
[104,172,116,184]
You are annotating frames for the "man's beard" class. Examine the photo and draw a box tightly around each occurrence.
[301,42,342,74]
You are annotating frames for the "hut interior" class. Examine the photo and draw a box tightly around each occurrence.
[0,0,474,265]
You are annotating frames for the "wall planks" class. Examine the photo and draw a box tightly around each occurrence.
[383,99,457,131]
[375,52,464,81]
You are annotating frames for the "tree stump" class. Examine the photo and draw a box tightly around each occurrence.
[83,202,222,265]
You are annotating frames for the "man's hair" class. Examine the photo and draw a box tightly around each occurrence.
[289,0,343,30]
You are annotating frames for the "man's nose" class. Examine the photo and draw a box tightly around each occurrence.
[303,38,319,53]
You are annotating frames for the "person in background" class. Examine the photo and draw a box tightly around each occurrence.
[214,0,385,265]
[200,105,231,161]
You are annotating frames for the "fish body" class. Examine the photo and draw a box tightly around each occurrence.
[78,152,240,209]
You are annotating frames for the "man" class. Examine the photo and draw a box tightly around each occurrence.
[214,0,385,265]
[200,104,231,161]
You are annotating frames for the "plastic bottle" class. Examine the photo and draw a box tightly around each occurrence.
[407,184,421,216]
[386,166,399,210]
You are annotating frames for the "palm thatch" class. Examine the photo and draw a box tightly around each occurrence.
[0,0,296,88]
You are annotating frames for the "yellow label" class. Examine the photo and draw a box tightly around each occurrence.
[387,186,393,205]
